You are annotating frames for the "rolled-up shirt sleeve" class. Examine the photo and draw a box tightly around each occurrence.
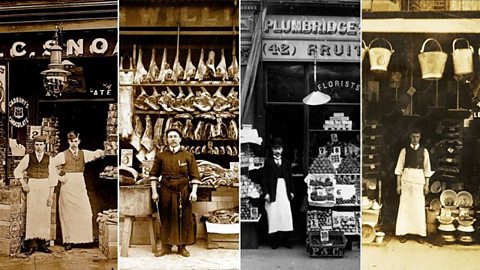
[49,152,65,187]
[423,149,434,178]
[188,153,201,185]
[149,153,162,181]
[394,148,406,175]
[13,154,29,180]
[83,149,103,163]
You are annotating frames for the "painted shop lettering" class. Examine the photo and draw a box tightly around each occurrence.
[317,80,360,92]
[264,19,358,36]
[9,38,117,58]
[308,44,360,57]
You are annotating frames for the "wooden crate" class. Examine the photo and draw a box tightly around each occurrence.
[0,186,22,205]
[0,237,22,256]
[206,233,239,249]
[100,241,117,259]
[99,221,118,258]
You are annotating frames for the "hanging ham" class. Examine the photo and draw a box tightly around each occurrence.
[213,87,230,112]
[181,87,196,112]
[227,87,239,111]
[183,49,196,81]
[193,87,214,112]
[144,87,161,110]
[228,46,239,82]
[195,48,207,81]
[153,117,164,148]
[172,47,184,82]
[183,119,195,140]
[145,48,160,82]
[141,115,154,152]
[134,87,150,111]
[157,48,173,83]
[163,117,174,145]
[130,115,144,151]
[171,87,185,112]
[158,87,176,112]
[205,50,216,80]
[194,121,205,140]
[216,49,228,82]
[133,47,148,84]
[215,118,228,139]
[119,55,135,139]
[227,119,238,140]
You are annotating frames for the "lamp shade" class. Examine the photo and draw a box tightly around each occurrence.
[302,90,331,106]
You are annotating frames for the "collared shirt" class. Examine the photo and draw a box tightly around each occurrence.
[394,144,433,177]
[274,157,282,166]
[169,145,181,154]
[69,148,78,157]
[35,152,44,162]
[410,143,419,150]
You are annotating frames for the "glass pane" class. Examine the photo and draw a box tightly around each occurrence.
[309,105,360,130]
[266,63,305,103]
[308,63,360,103]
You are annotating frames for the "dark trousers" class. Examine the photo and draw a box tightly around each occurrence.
[269,231,292,248]
[26,238,48,248]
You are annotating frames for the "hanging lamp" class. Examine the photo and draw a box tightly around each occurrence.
[302,50,330,105]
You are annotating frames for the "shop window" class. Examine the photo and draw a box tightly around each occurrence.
[309,63,360,104]
[266,63,305,103]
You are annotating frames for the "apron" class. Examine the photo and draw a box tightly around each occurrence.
[265,178,293,234]
[396,168,426,236]
[25,178,51,241]
[159,177,194,246]
[59,172,93,243]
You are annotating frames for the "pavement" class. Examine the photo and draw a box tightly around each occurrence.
[362,234,480,270]
[119,239,240,270]
[241,244,360,270]
[0,245,117,270]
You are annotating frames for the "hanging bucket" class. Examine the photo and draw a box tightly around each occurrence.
[452,38,474,76]
[361,40,367,62]
[418,38,448,80]
[368,38,394,72]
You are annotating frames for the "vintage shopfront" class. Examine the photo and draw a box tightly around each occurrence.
[0,0,118,256]
[241,0,361,255]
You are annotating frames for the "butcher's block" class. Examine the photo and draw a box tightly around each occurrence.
[120,185,153,217]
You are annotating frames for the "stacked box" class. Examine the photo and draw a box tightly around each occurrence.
[324,113,353,130]
[206,233,239,249]
[0,186,25,256]
[99,221,118,258]
[41,117,60,157]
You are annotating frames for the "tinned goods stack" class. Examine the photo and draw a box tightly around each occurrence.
[105,103,118,156]
[41,117,60,157]
[0,186,25,256]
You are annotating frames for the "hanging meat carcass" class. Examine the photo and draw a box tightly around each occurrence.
[215,118,228,138]
[153,117,164,148]
[193,87,214,112]
[219,146,225,155]
[205,50,216,80]
[183,49,196,81]
[183,119,195,140]
[141,115,154,152]
[216,49,228,82]
[172,120,183,132]
[175,113,193,119]
[227,87,239,111]
[195,48,207,81]
[133,47,148,84]
[171,87,185,112]
[163,117,174,144]
[212,87,230,111]
[181,87,196,112]
[203,123,215,140]
[172,47,184,82]
[227,119,238,140]
[145,48,159,82]
[134,87,150,111]
[130,115,144,151]
[226,145,233,156]
[158,87,176,112]
[228,46,239,82]
[144,87,161,110]
[119,55,135,139]
[194,121,205,140]
[197,112,216,120]
[157,48,173,83]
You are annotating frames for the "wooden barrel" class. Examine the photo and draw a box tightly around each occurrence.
[120,185,153,216]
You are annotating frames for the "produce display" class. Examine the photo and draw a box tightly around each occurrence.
[100,166,118,179]
[337,155,360,173]
[307,210,332,231]
[332,211,359,235]
[335,174,359,185]
[335,185,357,205]
[240,175,262,199]
[241,199,257,220]
[306,174,360,206]
[197,160,239,187]
[205,207,240,224]
[309,156,335,174]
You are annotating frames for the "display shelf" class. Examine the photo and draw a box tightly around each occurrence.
[121,82,239,87]
[134,110,239,116]
[240,215,261,223]
[99,176,118,180]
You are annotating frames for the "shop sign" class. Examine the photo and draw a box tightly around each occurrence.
[317,80,360,92]
[262,40,359,62]
[474,102,480,118]
[8,97,29,128]
[264,15,360,40]
[29,126,42,140]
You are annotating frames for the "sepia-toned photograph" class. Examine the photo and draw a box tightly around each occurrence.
[0,0,118,269]
[362,1,480,269]
[240,0,361,269]
[118,0,240,269]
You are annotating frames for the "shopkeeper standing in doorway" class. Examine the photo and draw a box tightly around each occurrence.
[394,128,433,244]
[263,138,294,249]
[150,128,201,258]
[14,135,55,255]
[49,131,105,250]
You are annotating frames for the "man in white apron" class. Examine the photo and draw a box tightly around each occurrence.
[14,135,55,255]
[49,131,105,250]
[263,138,294,249]
[394,129,433,244]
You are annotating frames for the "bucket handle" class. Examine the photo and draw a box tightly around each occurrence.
[362,40,368,50]
[420,38,443,53]
[452,38,473,53]
[368,38,394,53]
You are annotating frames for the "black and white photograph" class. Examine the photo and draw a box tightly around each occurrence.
[118,0,240,269]
[240,0,360,269]
[362,1,480,269]
[0,1,118,269]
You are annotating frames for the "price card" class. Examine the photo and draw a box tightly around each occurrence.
[29,125,42,140]
[321,230,329,242]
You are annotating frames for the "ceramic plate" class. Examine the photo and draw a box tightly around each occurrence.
[430,181,442,194]
[362,224,376,243]
[457,191,473,207]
